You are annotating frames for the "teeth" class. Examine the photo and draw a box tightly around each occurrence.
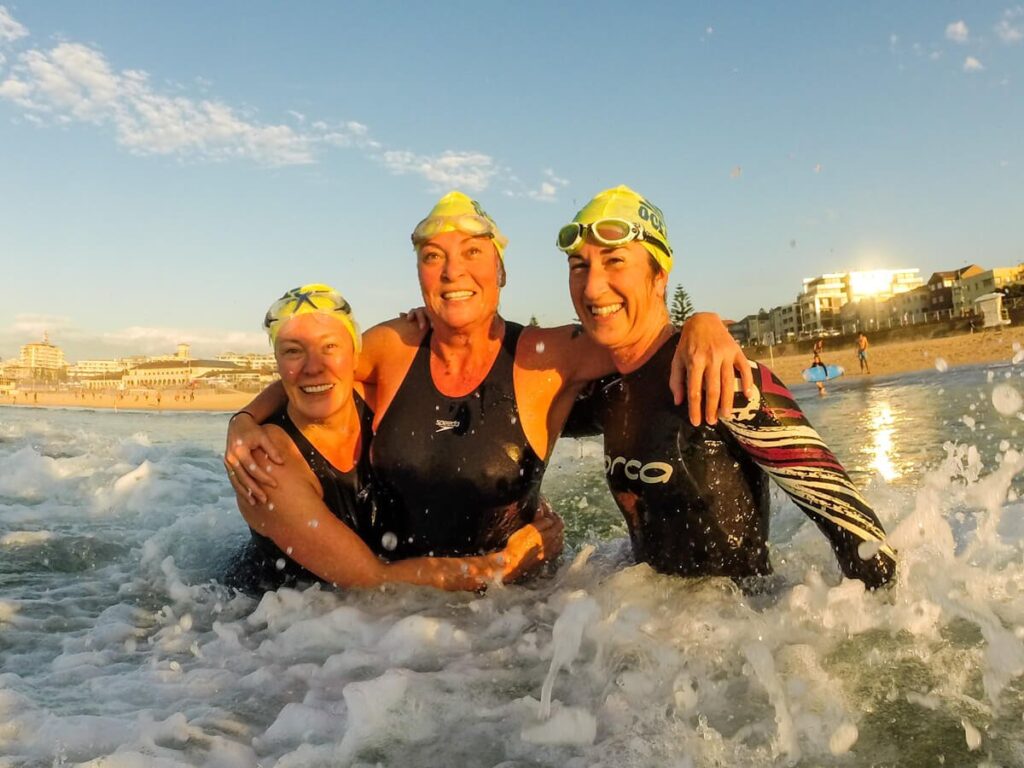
[443,291,474,301]
[301,384,333,394]
[590,303,622,317]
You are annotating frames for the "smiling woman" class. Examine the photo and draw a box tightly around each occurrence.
[224,283,562,592]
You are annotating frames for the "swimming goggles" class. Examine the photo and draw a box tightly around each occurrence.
[556,218,672,256]
[411,214,498,246]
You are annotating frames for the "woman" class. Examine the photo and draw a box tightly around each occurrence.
[226,192,752,560]
[226,283,561,592]
[557,186,895,587]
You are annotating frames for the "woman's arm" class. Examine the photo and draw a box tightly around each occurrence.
[719,363,896,588]
[236,432,562,591]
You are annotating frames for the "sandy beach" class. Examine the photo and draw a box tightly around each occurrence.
[760,326,1024,386]
[5,327,1024,413]
[2,388,252,413]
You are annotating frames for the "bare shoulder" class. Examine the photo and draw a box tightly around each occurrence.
[516,324,611,382]
[365,317,427,349]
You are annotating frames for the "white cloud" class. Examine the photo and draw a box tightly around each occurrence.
[995,10,1023,44]
[1,314,267,360]
[0,5,557,199]
[946,20,969,43]
[378,149,498,192]
[2,42,315,165]
[964,56,985,72]
[0,6,28,43]
[527,169,569,202]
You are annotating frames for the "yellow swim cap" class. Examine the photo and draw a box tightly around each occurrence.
[411,190,509,260]
[263,283,361,353]
[569,185,673,274]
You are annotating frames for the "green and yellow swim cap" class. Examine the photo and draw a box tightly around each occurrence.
[569,185,673,274]
[263,283,361,352]
[411,190,509,260]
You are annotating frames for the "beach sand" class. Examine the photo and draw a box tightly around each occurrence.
[5,328,1024,413]
[2,388,252,413]
[760,327,1024,386]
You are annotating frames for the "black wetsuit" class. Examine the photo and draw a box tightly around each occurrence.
[369,322,545,558]
[225,395,375,592]
[566,332,895,588]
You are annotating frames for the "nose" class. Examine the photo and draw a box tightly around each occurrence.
[441,252,465,282]
[582,261,609,301]
[303,348,326,374]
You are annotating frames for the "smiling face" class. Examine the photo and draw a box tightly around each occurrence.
[416,230,503,332]
[273,312,357,423]
[568,240,669,354]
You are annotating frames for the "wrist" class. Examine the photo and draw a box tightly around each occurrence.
[229,409,256,423]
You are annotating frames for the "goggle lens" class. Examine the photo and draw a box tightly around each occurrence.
[556,223,584,251]
[593,220,634,244]
[412,214,494,244]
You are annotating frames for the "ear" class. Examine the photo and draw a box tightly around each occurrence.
[654,268,669,300]
[498,261,507,288]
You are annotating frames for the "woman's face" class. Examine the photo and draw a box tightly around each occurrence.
[416,231,503,332]
[567,240,668,353]
[273,313,357,422]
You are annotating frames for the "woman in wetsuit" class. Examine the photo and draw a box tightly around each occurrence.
[224,192,753,562]
[225,283,561,592]
[558,187,895,588]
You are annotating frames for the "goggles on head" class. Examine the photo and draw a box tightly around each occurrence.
[556,218,672,257]
[411,214,498,247]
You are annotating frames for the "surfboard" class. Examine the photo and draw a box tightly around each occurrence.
[802,364,844,383]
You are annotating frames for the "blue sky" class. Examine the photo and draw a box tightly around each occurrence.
[1,2,1021,360]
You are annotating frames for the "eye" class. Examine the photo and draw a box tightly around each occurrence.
[464,246,482,258]
[419,249,442,263]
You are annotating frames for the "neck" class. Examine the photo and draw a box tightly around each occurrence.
[609,312,676,374]
[430,315,504,367]
[288,396,360,451]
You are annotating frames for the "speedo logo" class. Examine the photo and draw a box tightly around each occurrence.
[605,455,673,484]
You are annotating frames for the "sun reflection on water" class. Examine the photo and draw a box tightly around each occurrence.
[868,400,899,481]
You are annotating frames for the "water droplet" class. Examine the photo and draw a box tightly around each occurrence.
[935,357,949,372]
[381,532,398,551]
[308,519,319,528]
[993,383,1023,415]
[536,342,546,353]
[267,502,275,512]
[275,558,286,570]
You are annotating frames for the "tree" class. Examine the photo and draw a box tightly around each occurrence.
[670,284,694,327]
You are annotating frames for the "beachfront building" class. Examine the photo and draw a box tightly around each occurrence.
[960,265,1024,307]
[799,269,923,336]
[19,333,66,382]
[887,285,932,325]
[926,265,985,318]
[123,359,245,389]
[769,303,799,343]
[68,359,126,380]
[728,310,772,346]
[215,352,276,371]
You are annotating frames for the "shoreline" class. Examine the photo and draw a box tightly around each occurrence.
[756,326,1024,386]
[5,328,1024,412]
[1,388,252,413]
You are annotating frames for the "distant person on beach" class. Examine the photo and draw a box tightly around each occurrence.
[813,337,824,356]
[857,333,871,374]
[225,193,752,568]
[558,186,896,588]
[224,283,562,593]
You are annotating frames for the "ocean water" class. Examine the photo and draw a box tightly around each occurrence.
[1,364,1023,767]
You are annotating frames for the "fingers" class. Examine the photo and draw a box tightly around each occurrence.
[718,359,735,420]
[737,354,755,399]
[669,354,685,407]
[255,434,284,467]
[687,354,706,427]
[223,457,265,505]
[702,361,722,425]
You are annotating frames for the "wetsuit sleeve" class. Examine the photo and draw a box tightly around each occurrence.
[560,374,614,439]
[721,363,896,588]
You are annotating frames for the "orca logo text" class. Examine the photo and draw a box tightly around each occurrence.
[605,455,673,484]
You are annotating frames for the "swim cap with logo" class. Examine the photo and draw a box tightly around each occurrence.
[411,190,509,260]
[263,283,361,352]
[571,185,673,273]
